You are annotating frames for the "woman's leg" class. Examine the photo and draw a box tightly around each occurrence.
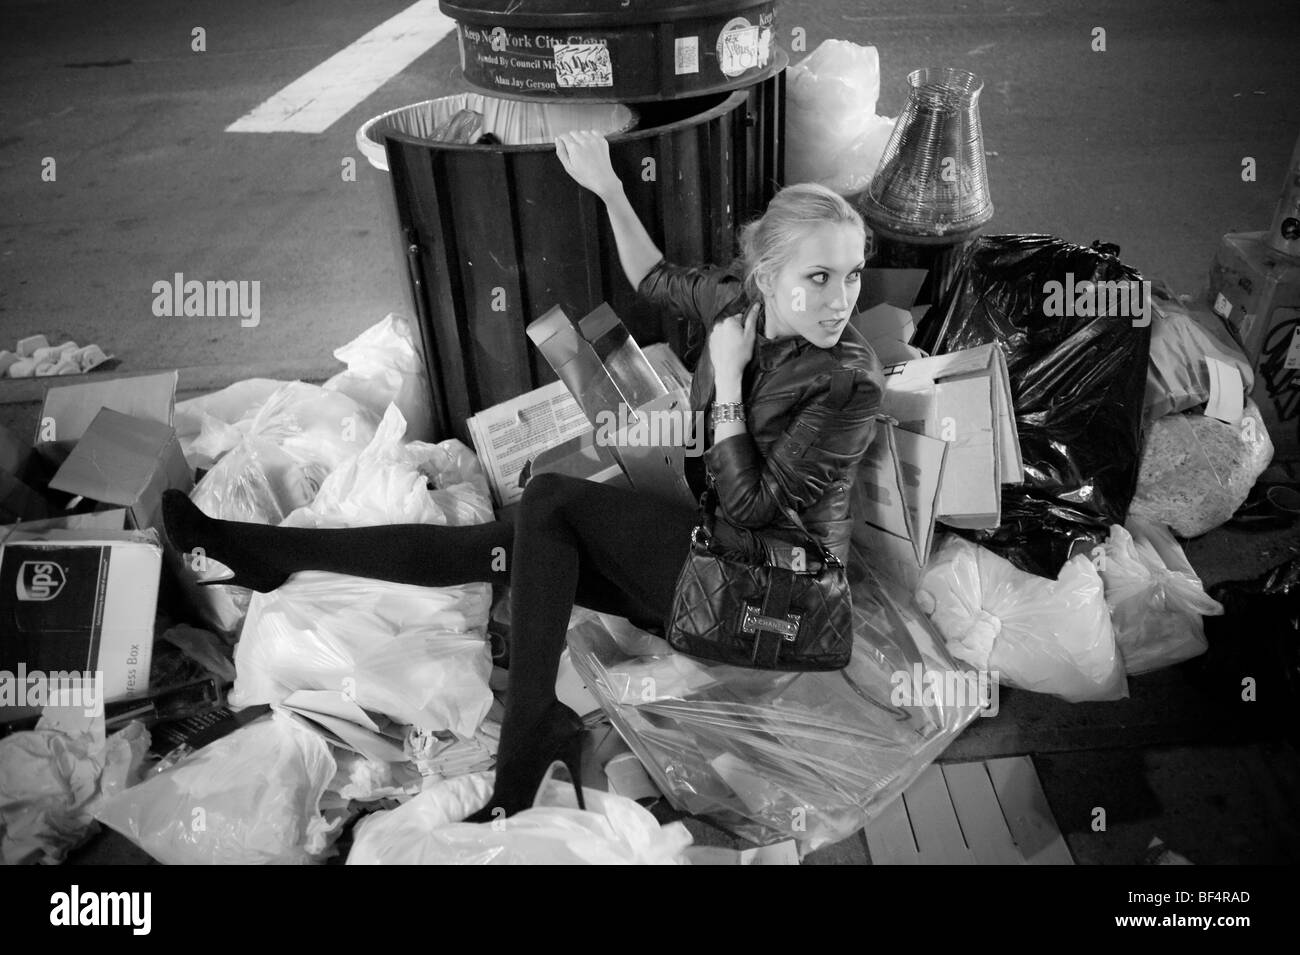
[484,471,695,814]
[163,490,516,588]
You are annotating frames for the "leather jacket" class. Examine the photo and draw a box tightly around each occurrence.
[638,258,884,565]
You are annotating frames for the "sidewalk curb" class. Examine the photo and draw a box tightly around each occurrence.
[0,359,342,435]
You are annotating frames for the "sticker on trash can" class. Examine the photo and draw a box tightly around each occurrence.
[675,36,700,75]
[554,43,613,88]
[716,18,769,77]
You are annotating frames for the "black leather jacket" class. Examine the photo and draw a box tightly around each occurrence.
[638,258,884,565]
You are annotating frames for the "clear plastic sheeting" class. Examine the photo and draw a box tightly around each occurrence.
[347,771,692,865]
[1099,517,1222,675]
[231,407,495,737]
[918,535,1128,702]
[1145,282,1254,424]
[568,550,983,852]
[92,713,339,866]
[356,94,638,172]
[1130,401,1274,538]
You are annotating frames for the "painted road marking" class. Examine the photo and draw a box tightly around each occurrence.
[226,0,456,134]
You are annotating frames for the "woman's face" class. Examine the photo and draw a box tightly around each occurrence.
[758,222,866,348]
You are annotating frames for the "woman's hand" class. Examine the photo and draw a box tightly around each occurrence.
[709,301,760,394]
[555,130,623,201]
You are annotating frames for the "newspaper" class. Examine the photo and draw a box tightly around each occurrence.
[466,380,593,508]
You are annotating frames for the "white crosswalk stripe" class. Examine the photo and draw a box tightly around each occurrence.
[226,0,457,134]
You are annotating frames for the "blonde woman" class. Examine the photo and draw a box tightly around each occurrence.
[164,131,884,823]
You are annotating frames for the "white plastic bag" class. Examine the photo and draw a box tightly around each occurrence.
[324,314,435,442]
[1130,401,1273,537]
[200,380,377,472]
[192,437,325,526]
[1099,517,1222,675]
[174,378,288,470]
[785,40,896,195]
[917,536,1128,702]
[347,771,692,865]
[0,722,148,865]
[92,713,338,865]
[231,407,495,737]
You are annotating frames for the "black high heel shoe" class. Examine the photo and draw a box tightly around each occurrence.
[464,701,588,823]
[161,489,291,593]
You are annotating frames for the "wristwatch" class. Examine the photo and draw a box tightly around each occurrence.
[711,402,745,426]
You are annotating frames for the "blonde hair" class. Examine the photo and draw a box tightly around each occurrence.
[738,183,865,301]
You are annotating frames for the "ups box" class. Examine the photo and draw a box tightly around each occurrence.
[0,529,161,707]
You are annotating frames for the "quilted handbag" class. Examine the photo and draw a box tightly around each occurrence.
[666,482,853,671]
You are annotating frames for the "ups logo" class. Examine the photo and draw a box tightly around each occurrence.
[16,561,66,602]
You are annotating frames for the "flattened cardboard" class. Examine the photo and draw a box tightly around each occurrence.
[35,371,177,466]
[864,757,1073,866]
[524,304,696,508]
[880,344,1022,530]
[529,431,627,488]
[852,421,948,589]
[48,408,193,530]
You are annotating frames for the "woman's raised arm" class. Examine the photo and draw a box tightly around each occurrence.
[555,130,663,291]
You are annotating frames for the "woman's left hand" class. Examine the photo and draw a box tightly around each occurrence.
[709,302,760,387]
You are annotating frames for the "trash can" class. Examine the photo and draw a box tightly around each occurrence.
[356,94,638,340]
[441,0,782,103]
[361,1,787,444]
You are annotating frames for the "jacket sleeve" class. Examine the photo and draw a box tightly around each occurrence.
[636,258,743,332]
[706,364,884,528]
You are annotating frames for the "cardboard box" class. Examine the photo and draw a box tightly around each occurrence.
[0,471,48,525]
[48,408,192,531]
[0,527,160,705]
[0,422,31,480]
[1208,230,1300,460]
[34,371,177,467]
[852,420,948,590]
[879,344,1022,530]
[1,422,47,525]
[472,305,696,508]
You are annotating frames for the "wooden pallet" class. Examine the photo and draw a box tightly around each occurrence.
[865,756,1074,865]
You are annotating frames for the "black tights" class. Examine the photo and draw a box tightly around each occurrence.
[223,473,696,740]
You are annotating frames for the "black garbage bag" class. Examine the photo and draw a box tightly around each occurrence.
[1196,557,1300,740]
[913,234,1152,576]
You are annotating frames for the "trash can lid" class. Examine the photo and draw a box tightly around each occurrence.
[440,0,772,27]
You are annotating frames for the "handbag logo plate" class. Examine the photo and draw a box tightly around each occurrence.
[741,603,801,642]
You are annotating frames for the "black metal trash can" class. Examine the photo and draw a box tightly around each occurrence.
[380,74,784,444]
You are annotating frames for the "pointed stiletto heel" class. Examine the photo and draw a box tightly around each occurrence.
[556,730,587,811]
[462,701,588,823]
[162,489,290,594]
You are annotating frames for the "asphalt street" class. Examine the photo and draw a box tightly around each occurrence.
[1,0,1297,383]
